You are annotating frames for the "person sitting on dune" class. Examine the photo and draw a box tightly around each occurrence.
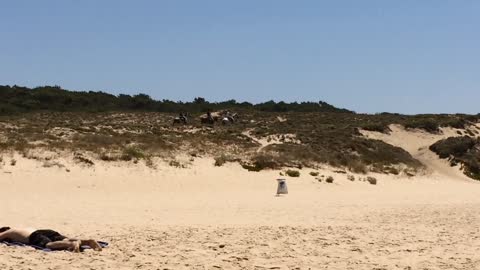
[0,227,102,252]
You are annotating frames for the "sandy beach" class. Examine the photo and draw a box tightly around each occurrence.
[2,132,480,270]
[3,1,480,268]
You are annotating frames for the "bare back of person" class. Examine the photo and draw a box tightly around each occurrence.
[0,228,35,244]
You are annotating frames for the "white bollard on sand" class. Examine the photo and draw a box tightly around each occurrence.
[276,178,288,196]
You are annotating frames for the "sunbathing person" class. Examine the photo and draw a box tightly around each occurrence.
[0,227,102,252]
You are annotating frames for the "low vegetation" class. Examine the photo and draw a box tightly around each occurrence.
[366,176,377,185]
[430,136,480,180]
[0,85,479,177]
[121,146,146,161]
[214,154,239,167]
[285,169,300,177]
[326,176,334,183]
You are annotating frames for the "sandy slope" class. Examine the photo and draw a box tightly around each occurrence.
[2,127,480,269]
[361,125,471,181]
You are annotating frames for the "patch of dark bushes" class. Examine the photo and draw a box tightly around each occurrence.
[429,136,476,159]
[430,136,480,180]
[241,154,280,171]
[362,123,391,133]
[404,119,440,133]
[285,169,300,177]
[214,154,240,166]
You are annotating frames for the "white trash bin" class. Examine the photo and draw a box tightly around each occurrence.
[276,178,288,196]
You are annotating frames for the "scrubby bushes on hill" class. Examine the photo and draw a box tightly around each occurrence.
[359,114,478,134]
[429,136,476,159]
[404,119,441,133]
[1,85,480,176]
[285,169,300,177]
[253,113,425,174]
[430,136,480,180]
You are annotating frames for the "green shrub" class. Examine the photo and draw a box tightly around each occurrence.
[383,166,400,175]
[252,154,280,170]
[430,136,476,159]
[465,129,475,137]
[405,119,440,133]
[367,176,377,185]
[121,147,145,161]
[362,123,391,133]
[214,154,238,167]
[285,169,300,177]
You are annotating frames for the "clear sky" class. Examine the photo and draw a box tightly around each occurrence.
[1,1,479,114]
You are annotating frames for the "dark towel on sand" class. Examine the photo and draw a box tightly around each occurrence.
[1,241,109,252]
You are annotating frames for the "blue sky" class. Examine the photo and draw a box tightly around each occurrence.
[1,1,479,114]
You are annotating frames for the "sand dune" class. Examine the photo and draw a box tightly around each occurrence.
[2,127,480,269]
[361,125,472,181]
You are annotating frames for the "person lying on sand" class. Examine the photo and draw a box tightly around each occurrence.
[0,227,102,252]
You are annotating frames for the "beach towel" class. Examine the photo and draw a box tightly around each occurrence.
[1,240,109,252]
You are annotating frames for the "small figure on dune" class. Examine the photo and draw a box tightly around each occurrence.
[173,112,188,125]
[222,111,238,125]
[201,110,215,124]
[0,227,102,252]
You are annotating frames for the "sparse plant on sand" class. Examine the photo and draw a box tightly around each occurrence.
[214,155,227,167]
[286,169,300,177]
[326,176,334,183]
[309,171,319,177]
[241,154,280,172]
[10,158,16,166]
[367,176,377,185]
[214,154,238,167]
[121,147,145,161]
[169,160,185,168]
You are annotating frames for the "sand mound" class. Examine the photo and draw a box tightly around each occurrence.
[361,124,472,181]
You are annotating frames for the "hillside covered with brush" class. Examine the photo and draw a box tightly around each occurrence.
[1,85,480,179]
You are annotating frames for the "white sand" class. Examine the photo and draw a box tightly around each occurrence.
[1,126,480,269]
